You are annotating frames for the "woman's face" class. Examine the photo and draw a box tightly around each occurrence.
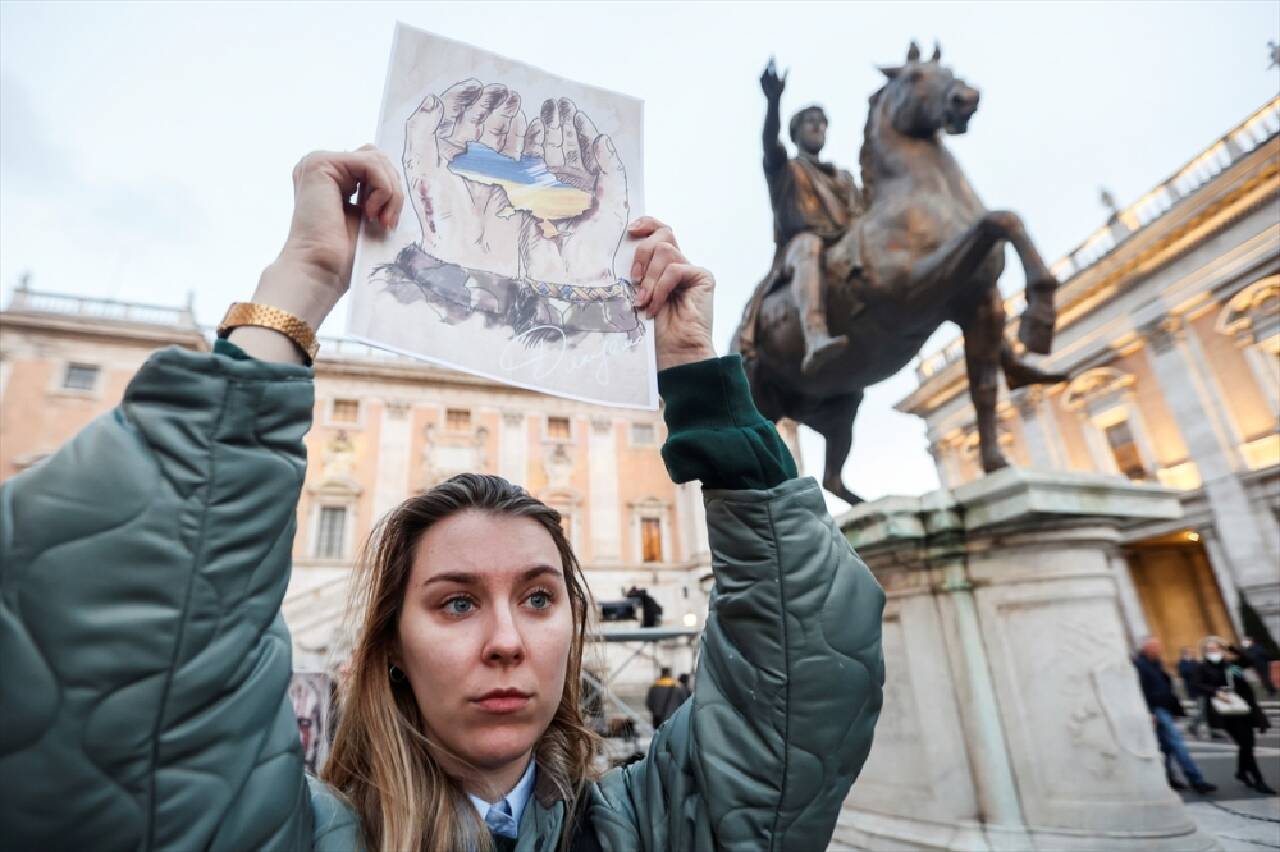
[397,511,574,785]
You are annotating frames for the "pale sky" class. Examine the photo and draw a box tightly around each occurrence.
[2,1,1277,508]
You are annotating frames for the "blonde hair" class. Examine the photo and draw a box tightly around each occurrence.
[321,474,600,852]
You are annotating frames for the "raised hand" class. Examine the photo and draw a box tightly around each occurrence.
[519,98,629,289]
[235,145,403,364]
[760,57,787,103]
[265,145,402,324]
[403,79,527,277]
[628,216,716,370]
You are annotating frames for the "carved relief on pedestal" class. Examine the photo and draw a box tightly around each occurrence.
[999,597,1157,797]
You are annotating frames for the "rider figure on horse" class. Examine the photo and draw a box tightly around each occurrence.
[758,58,863,376]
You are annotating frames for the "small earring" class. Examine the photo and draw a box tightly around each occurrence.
[389,664,406,683]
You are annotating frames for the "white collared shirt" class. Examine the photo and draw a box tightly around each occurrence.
[468,759,537,837]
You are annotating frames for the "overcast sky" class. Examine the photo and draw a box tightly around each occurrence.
[2,1,1276,507]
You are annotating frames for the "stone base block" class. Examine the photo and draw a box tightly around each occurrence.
[835,468,1221,852]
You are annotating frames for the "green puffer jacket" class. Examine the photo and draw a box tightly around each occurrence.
[0,346,884,852]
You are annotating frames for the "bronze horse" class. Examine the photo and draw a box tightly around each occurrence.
[734,42,1065,505]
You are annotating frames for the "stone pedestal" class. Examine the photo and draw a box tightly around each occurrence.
[831,468,1219,852]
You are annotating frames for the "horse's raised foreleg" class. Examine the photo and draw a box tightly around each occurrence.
[904,211,1055,344]
[1000,341,1068,390]
[902,211,1010,304]
[801,392,865,506]
[988,212,1058,356]
[960,288,1010,474]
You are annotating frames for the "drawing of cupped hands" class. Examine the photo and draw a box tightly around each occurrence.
[402,79,629,289]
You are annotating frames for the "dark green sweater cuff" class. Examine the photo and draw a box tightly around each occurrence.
[213,338,251,361]
[657,355,797,490]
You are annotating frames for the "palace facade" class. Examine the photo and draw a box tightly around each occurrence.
[0,291,800,706]
[898,96,1280,658]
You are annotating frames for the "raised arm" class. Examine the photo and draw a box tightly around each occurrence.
[761,58,789,174]
[0,148,401,850]
[593,220,885,850]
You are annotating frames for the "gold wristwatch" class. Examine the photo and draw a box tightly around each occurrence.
[217,302,320,364]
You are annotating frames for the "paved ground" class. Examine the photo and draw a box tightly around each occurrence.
[1175,703,1280,850]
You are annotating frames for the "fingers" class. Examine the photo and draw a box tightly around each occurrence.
[524,115,545,160]
[632,240,683,315]
[627,216,674,240]
[502,109,527,159]
[450,83,507,149]
[293,147,404,230]
[542,98,565,168]
[358,148,404,229]
[571,109,627,210]
[647,261,700,319]
[404,93,445,173]
[591,132,627,210]
[435,79,483,141]
[557,98,582,171]
[482,90,521,152]
[573,111,601,173]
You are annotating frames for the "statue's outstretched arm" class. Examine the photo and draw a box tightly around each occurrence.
[761,58,787,173]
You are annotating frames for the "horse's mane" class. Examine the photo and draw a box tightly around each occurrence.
[858,85,886,210]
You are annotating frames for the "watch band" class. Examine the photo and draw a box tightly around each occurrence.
[217,302,320,363]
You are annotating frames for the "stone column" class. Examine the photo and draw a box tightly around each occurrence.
[834,469,1215,852]
[928,439,953,490]
[1199,526,1243,636]
[1107,552,1150,646]
[371,400,413,524]
[1010,387,1054,470]
[588,417,622,562]
[499,411,527,485]
[1139,315,1279,632]
[675,480,709,566]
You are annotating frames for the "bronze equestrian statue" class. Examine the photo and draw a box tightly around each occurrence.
[735,42,1065,505]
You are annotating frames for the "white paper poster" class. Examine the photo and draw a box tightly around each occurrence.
[349,23,654,408]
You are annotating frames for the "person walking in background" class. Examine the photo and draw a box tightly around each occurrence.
[1241,636,1277,697]
[1178,646,1209,739]
[677,672,692,694]
[1134,638,1217,794]
[646,666,691,730]
[1194,636,1275,795]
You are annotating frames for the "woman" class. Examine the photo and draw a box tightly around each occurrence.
[1194,636,1274,795]
[0,147,886,850]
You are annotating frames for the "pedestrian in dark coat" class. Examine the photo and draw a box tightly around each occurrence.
[1134,638,1215,793]
[1241,636,1277,697]
[645,667,691,730]
[1177,647,1208,738]
[1194,636,1275,795]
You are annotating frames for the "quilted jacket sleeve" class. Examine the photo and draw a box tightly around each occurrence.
[592,360,886,851]
[0,346,319,852]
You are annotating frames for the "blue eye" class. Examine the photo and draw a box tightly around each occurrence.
[444,596,475,616]
[527,591,553,610]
